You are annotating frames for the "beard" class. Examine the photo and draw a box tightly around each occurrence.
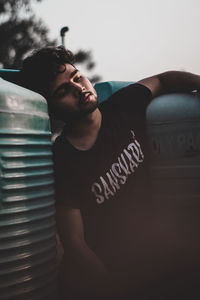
[51,100,99,123]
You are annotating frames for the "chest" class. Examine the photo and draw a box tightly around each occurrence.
[75,122,147,208]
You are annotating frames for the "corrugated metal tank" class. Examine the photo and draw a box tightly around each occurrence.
[0,78,57,299]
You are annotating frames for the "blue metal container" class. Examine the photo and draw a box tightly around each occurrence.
[0,78,56,299]
[146,93,200,294]
[146,92,200,202]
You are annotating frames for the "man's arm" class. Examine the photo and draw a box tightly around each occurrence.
[56,205,113,297]
[137,71,200,98]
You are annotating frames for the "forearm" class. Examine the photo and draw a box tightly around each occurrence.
[138,70,200,98]
[56,206,116,297]
[59,238,113,297]
[157,70,200,94]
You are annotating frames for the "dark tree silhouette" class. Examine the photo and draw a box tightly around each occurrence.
[0,0,56,69]
[74,49,101,83]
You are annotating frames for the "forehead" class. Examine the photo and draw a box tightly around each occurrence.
[49,63,77,96]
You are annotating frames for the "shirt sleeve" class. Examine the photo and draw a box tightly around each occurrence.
[105,83,153,115]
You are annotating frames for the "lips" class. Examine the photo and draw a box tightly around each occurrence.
[80,91,92,104]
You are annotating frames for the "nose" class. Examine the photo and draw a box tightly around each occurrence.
[70,82,85,93]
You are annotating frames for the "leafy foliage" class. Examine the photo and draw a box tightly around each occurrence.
[74,49,101,83]
[0,0,55,69]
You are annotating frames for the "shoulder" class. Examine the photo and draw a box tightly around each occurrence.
[53,133,73,154]
[99,83,152,114]
[52,134,72,169]
[114,83,152,99]
[100,83,152,103]
[53,134,64,158]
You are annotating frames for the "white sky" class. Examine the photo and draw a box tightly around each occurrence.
[33,0,200,82]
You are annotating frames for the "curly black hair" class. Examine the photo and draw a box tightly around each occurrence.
[20,46,75,99]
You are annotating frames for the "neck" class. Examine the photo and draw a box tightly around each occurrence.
[63,109,102,150]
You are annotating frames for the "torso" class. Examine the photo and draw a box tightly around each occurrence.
[53,84,200,297]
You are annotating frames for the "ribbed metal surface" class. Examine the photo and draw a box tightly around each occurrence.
[0,79,57,300]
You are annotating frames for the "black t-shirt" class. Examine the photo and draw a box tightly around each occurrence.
[53,83,154,279]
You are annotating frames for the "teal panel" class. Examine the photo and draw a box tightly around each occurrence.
[95,81,134,103]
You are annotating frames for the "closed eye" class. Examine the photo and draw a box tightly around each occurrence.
[74,75,82,82]
[73,71,83,83]
[56,83,70,97]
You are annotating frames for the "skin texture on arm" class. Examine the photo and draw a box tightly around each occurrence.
[138,70,200,98]
[56,205,114,298]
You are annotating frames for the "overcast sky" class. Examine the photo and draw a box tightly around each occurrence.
[33,0,200,82]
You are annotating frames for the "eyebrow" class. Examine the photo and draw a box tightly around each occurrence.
[52,69,79,97]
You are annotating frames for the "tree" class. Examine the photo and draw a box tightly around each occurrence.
[74,49,101,83]
[0,0,56,69]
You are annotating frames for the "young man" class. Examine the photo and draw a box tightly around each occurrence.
[20,46,200,299]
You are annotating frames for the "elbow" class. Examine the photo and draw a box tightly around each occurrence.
[59,234,86,253]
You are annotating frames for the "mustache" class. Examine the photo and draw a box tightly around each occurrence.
[80,91,93,100]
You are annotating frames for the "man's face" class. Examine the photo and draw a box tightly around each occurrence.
[48,63,98,122]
